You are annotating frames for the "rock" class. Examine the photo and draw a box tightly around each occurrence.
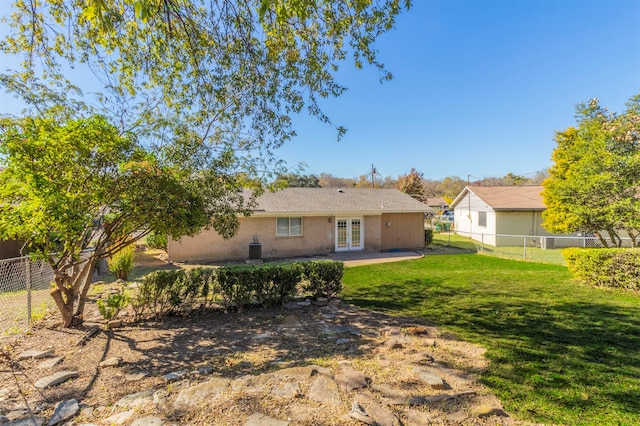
[385,327,402,337]
[4,417,45,426]
[47,399,79,426]
[371,384,407,399]
[114,390,155,408]
[37,358,63,370]
[0,416,8,424]
[296,300,311,307]
[6,409,29,421]
[336,338,351,345]
[163,371,187,383]
[174,377,230,411]
[405,326,429,336]
[354,391,401,426]
[103,410,134,425]
[403,409,432,426]
[244,412,289,426]
[412,367,450,390]
[125,371,150,381]
[35,371,80,389]
[384,339,403,350]
[153,390,170,406]
[349,401,374,425]
[190,366,213,376]
[410,352,435,365]
[307,375,342,406]
[107,319,123,329]
[335,368,367,392]
[269,381,301,398]
[470,405,508,418]
[446,410,469,422]
[130,416,165,426]
[283,302,302,310]
[99,357,123,368]
[271,366,327,381]
[18,349,54,360]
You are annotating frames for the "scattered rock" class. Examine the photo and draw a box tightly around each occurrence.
[34,371,80,389]
[114,390,155,408]
[269,381,301,398]
[384,339,404,350]
[410,352,435,364]
[18,349,54,360]
[335,368,367,392]
[47,399,79,426]
[404,409,432,426]
[307,375,342,406]
[190,366,213,376]
[349,401,374,425]
[107,319,123,329]
[130,416,165,426]
[125,371,150,381]
[244,412,288,426]
[336,338,351,345]
[353,391,401,426]
[163,371,187,383]
[296,300,311,307]
[446,410,469,422]
[4,417,45,426]
[371,383,407,400]
[153,390,170,406]
[405,326,429,336]
[0,416,8,424]
[174,377,230,411]
[412,367,450,390]
[37,358,63,370]
[103,409,134,425]
[471,405,509,418]
[99,357,123,368]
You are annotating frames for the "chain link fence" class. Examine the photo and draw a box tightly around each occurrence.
[439,232,635,265]
[0,256,56,336]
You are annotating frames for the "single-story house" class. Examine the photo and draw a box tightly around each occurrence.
[424,197,449,212]
[450,185,574,247]
[168,188,431,263]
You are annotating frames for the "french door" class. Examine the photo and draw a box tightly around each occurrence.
[335,217,363,252]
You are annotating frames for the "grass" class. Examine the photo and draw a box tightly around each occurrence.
[341,254,640,425]
[432,232,567,265]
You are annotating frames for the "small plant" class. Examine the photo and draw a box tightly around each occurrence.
[97,290,129,320]
[133,270,185,320]
[424,229,433,246]
[108,243,136,280]
[145,231,168,251]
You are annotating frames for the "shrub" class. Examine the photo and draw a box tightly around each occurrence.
[132,269,185,320]
[563,248,640,291]
[97,290,129,320]
[253,263,302,307]
[108,244,136,280]
[146,231,168,251]
[215,265,255,312]
[424,229,433,246]
[302,260,345,299]
[182,267,216,308]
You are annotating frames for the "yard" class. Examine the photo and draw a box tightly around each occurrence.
[341,254,640,425]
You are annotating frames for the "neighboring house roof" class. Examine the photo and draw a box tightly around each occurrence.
[424,197,448,208]
[450,186,545,211]
[251,188,431,216]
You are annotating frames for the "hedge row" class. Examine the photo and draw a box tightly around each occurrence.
[562,248,640,292]
[130,260,345,320]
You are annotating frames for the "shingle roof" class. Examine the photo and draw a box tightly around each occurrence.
[451,186,545,210]
[251,188,430,215]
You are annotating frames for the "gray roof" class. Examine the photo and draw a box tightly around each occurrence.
[251,188,431,215]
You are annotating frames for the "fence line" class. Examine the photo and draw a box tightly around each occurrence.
[0,256,56,336]
[438,232,635,265]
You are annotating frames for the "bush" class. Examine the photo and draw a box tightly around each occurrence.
[146,231,168,251]
[132,269,185,320]
[108,244,136,280]
[424,229,433,246]
[215,265,255,312]
[302,260,345,299]
[562,248,640,291]
[97,290,129,320]
[253,263,302,307]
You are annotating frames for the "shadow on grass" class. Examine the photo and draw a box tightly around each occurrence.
[342,275,640,424]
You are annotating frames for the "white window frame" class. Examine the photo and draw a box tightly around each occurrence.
[276,217,303,237]
[478,211,487,227]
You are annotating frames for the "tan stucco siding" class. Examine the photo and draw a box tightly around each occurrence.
[363,216,382,251]
[168,216,335,262]
[380,213,425,250]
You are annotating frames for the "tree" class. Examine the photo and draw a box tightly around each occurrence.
[274,174,320,188]
[542,94,640,247]
[396,167,424,200]
[0,111,254,326]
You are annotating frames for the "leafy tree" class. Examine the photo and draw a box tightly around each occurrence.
[0,112,253,326]
[396,167,425,200]
[542,94,640,247]
[274,173,320,188]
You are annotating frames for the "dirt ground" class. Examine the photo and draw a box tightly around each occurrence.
[0,248,521,426]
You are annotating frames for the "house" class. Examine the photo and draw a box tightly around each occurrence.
[424,197,449,213]
[168,188,431,262]
[450,185,570,247]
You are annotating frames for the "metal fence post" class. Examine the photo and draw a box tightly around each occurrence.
[523,237,527,261]
[25,258,32,329]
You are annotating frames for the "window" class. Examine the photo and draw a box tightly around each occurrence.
[276,217,303,236]
[478,211,487,227]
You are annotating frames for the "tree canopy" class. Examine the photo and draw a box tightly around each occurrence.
[542,94,640,247]
[396,167,424,200]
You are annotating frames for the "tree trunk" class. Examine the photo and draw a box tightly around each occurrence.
[50,258,96,327]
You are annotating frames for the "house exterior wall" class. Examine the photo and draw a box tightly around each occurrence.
[495,211,544,246]
[168,212,425,262]
[453,192,497,246]
[380,213,425,249]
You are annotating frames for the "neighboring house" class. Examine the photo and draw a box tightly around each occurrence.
[169,188,431,263]
[0,238,22,260]
[424,197,449,212]
[450,185,573,247]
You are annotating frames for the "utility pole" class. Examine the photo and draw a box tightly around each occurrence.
[371,164,377,188]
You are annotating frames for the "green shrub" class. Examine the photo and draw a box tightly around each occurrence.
[146,231,168,251]
[424,229,433,246]
[132,269,185,320]
[182,267,216,308]
[253,263,302,307]
[97,290,129,320]
[563,248,640,291]
[215,265,255,312]
[108,244,136,280]
[302,260,345,299]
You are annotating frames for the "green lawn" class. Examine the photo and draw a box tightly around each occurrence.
[341,254,640,425]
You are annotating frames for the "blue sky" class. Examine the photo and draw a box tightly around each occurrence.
[1,1,639,181]
[278,0,640,180]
